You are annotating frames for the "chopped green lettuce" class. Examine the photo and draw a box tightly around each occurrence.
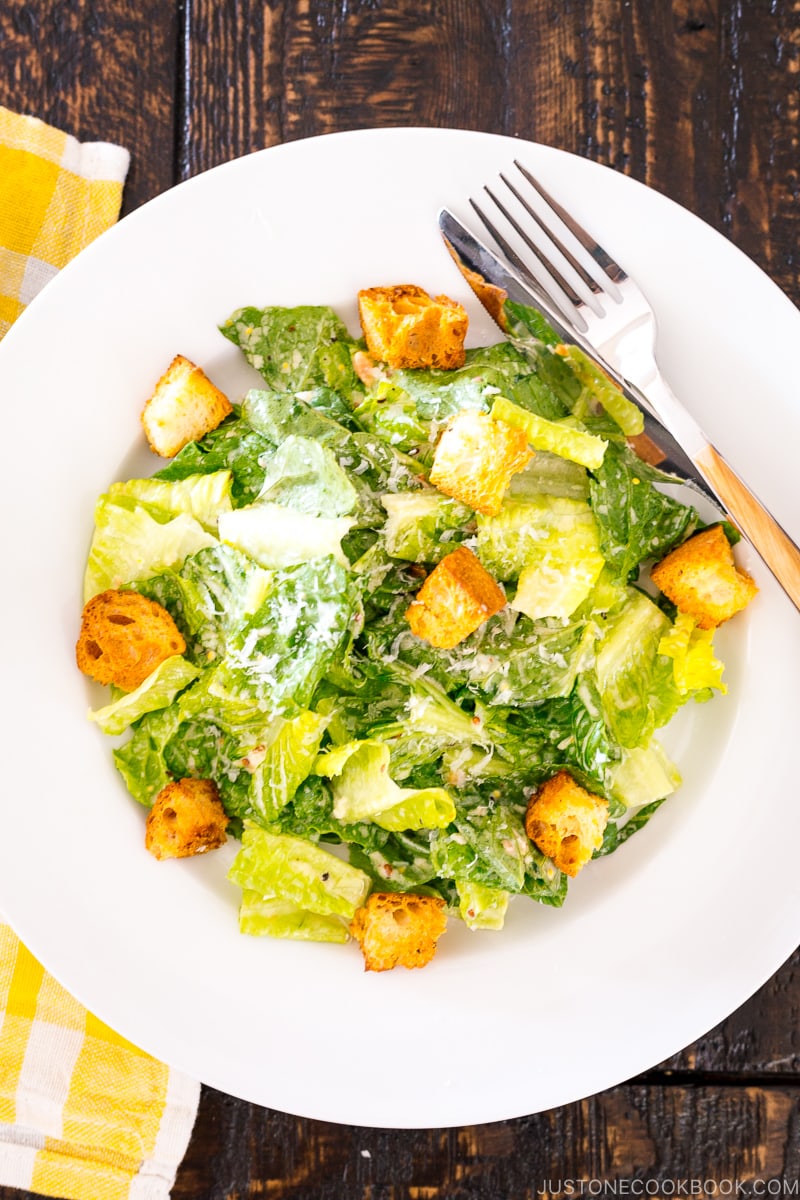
[238,891,350,942]
[477,494,605,619]
[84,499,217,601]
[456,880,509,930]
[155,412,274,505]
[256,435,359,517]
[218,501,354,569]
[105,471,233,531]
[131,544,273,665]
[315,739,456,831]
[212,556,359,715]
[658,612,726,696]
[228,826,371,919]
[222,305,361,398]
[588,439,698,582]
[595,588,672,748]
[556,344,644,436]
[491,395,607,469]
[606,740,682,809]
[88,655,201,735]
[382,491,473,562]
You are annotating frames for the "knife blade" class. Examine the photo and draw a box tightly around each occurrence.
[438,206,719,505]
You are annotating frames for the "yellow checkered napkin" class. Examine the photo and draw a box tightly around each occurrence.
[0,926,199,1199]
[0,105,130,339]
[0,109,200,1198]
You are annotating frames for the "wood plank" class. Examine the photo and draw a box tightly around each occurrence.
[502,1,800,303]
[0,0,179,212]
[182,0,512,177]
[166,1080,800,1198]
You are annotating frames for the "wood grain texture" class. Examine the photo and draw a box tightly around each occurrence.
[181,0,512,178]
[0,0,179,212]
[1,2,799,1198]
[169,1081,800,1198]
[694,442,800,610]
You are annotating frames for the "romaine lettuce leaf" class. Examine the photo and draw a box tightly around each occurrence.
[353,381,436,460]
[393,342,570,423]
[238,890,350,942]
[365,601,594,708]
[88,655,201,735]
[588,439,698,581]
[222,305,361,398]
[242,389,420,521]
[277,776,443,895]
[477,494,605,619]
[256,435,358,517]
[315,739,455,831]
[595,588,671,748]
[155,411,274,505]
[491,396,607,469]
[556,344,644,436]
[509,450,590,501]
[505,674,616,792]
[229,709,328,826]
[431,805,533,893]
[113,706,183,806]
[606,740,681,809]
[218,501,354,569]
[212,556,359,715]
[105,471,233,531]
[382,491,473,562]
[131,543,273,665]
[658,612,726,696]
[456,880,509,930]
[114,671,324,824]
[84,499,217,601]
[228,826,371,918]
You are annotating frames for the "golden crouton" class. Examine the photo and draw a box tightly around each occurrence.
[76,589,186,692]
[349,891,447,972]
[406,545,506,649]
[651,524,757,629]
[357,284,468,370]
[145,778,229,861]
[141,354,232,458]
[525,770,609,878]
[429,409,533,517]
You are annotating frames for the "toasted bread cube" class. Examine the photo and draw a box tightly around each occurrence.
[350,892,447,972]
[406,545,506,649]
[142,354,232,458]
[357,284,468,370]
[76,589,186,692]
[429,409,533,517]
[145,778,229,860]
[651,524,757,629]
[525,770,608,878]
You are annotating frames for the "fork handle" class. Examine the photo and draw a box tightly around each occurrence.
[694,443,800,611]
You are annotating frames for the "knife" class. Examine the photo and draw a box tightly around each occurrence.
[439,207,718,504]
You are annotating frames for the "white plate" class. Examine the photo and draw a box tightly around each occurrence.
[1,128,798,1129]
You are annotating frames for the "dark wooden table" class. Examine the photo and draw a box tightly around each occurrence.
[3,2,799,1195]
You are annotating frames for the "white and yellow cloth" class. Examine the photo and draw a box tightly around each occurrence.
[0,108,200,1198]
[0,106,129,337]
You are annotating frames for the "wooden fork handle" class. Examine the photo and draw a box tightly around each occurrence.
[695,443,800,611]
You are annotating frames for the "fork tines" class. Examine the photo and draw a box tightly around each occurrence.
[470,160,627,330]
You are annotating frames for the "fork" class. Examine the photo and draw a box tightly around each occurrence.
[470,161,800,614]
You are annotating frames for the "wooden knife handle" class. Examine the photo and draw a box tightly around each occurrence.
[696,443,800,611]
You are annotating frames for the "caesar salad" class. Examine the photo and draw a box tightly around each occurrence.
[75,284,756,970]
